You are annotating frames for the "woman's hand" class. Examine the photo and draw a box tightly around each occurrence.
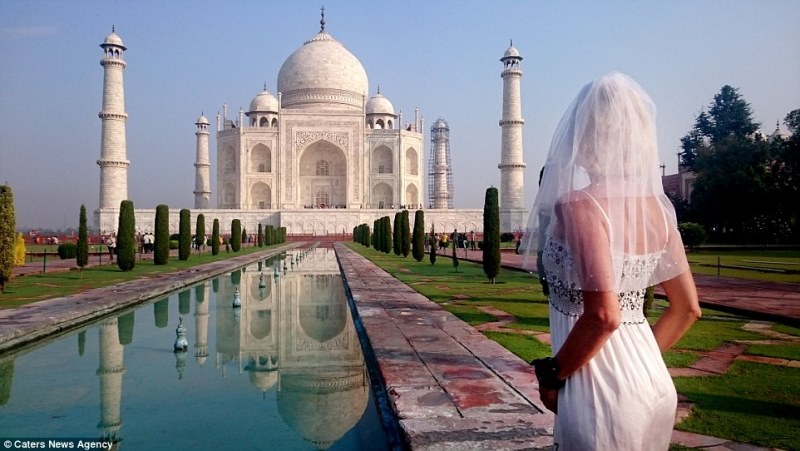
[539,387,559,414]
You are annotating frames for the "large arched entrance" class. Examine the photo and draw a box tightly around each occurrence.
[298,140,347,208]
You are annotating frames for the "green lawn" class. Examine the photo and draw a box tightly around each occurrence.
[1,244,281,308]
[347,242,800,449]
[685,249,800,283]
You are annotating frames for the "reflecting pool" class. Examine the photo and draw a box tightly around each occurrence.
[0,247,389,450]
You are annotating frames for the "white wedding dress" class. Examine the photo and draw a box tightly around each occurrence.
[542,236,677,450]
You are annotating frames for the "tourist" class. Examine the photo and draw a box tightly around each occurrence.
[106,234,116,262]
[523,72,701,450]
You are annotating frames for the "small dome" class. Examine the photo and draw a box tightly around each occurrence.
[249,89,279,113]
[501,43,522,62]
[432,117,449,129]
[769,121,790,140]
[196,114,209,125]
[101,30,126,50]
[277,31,368,109]
[366,93,395,116]
[249,369,278,392]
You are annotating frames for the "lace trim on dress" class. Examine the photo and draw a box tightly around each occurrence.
[543,238,660,325]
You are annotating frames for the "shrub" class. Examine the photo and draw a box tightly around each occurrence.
[0,184,16,292]
[169,233,180,241]
[401,210,411,257]
[231,219,242,252]
[13,233,26,266]
[117,200,136,271]
[195,213,206,252]
[57,243,78,259]
[178,209,191,260]
[412,211,425,262]
[154,204,170,265]
[211,219,220,255]
[77,205,89,271]
[393,213,401,256]
[500,232,515,243]
[383,216,392,254]
[258,224,264,247]
[483,187,501,283]
[169,240,179,250]
[678,222,707,250]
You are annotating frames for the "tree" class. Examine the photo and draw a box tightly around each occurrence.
[13,233,26,267]
[178,209,191,261]
[258,224,264,247]
[401,210,411,257]
[195,213,205,253]
[393,213,401,256]
[678,222,707,250]
[117,200,136,271]
[412,210,425,262]
[373,219,380,251]
[0,185,15,292]
[680,85,760,169]
[154,204,170,265]
[382,216,392,254]
[482,187,501,283]
[76,205,89,276]
[211,219,220,255]
[241,227,247,246]
[231,219,242,252]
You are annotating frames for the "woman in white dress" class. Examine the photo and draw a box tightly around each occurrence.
[523,72,702,450]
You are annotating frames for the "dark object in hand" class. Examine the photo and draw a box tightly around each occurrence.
[531,357,565,390]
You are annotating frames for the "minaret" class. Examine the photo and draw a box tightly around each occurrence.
[97,27,129,211]
[97,319,125,442]
[428,118,453,209]
[195,282,210,365]
[499,41,526,233]
[194,113,211,209]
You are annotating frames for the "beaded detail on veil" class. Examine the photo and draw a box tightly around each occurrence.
[542,237,661,325]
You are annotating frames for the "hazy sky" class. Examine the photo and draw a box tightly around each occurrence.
[1,0,798,230]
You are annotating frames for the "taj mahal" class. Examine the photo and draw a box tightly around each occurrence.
[94,12,528,236]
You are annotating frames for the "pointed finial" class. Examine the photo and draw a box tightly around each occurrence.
[320,5,326,32]
[377,84,381,95]
[263,82,267,91]
[509,39,513,47]
[112,25,115,33]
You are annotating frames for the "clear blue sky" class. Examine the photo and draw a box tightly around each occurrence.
[1,0,798,230]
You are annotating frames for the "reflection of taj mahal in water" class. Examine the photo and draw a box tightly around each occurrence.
[94,10,528,235]
[0,249,374,448]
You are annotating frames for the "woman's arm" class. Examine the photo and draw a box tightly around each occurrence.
[652,270,701,352]
[554,289,620,378]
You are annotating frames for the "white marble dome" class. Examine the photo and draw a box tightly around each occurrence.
[249,89,279,113]
[277,31,368,109]
[366,93,395,115]
[102,31,125,49]
[196,114,209,125]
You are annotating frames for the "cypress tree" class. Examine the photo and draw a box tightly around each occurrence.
[211,219,220,255]
[279,227,286,243]
[76,204,89,276]
[195,213,205,254]
[154,204,170,265]
[231,219,242,252]
[429,225,437,265]
[373,219,380,251]
[401,210,411,257]
[412,210,425,262]
[258,224,264,247]
[178,209,191,261]
[393,213,401,255]
[383,216,392,254]
[178,289,190,315]
[364,224,371,247]
[241,227,247,246]
[482,187,501,283]
[0,185,16,292]
[117,200,136,271]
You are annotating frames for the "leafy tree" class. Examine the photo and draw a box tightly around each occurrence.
[211,219,220,255]
[412,210,425,262]
[482,187,501,283]
[241,227,247,245]
[195,214,205,253]
[258,224,264,247]
[680,85,760,169]
[178,209,191,260]
[373,219,380,251]
[117,200,136,271]
[231,219,242,252]
[154,204,170,265]
[401,210,411,257]
[77,205,89,275]
[0,185,15,292]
